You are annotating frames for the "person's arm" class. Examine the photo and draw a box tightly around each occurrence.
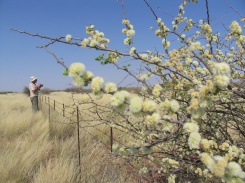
[31,84,41,93]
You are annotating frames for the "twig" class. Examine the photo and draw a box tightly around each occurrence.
[224,0,244,18]
[120,0,127,20]
[44,47,69,69]
[143,0,158,20]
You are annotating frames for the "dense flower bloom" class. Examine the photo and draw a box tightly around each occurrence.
[104,82,117,93]
[168,174,176,183]
[151,56,162,63]
[122,19,130,25]
[72,76,85,87]
[84,71,94,80]
[162,121,173,132]
[142,100,157,113]
[152,84,163,97]
[124,37,131,45]
[200,139,214,151]
[89,39,98,47]
[110,90,130,107]
[91,76,104,93]
[129,96,143,114]
[126,30,135,37]
[139,54,149,60]
[188,132,201,149]
[81,38,89,48]
[146,112,161,125]
[226,162,243,177]
[201,23,212,36]
[69,62,86,78]
[170,99,180,112]
[213,156,227,177]
[162,39,170,49]
[129,47,136,56]
[213,75,230,90]
[230,21,242,36]
[212,62,231,76]
[183,122,199,133]
[168,159,179,168]
[200,153,216,173]
[65,34,72,42]
[160,99,170,111]
[193,60,199,66]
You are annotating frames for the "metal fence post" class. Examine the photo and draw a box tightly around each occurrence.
[54,100,55,110]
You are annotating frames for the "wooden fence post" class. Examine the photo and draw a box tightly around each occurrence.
[110,127,113,153]
[76,106,82,180]
[48,97,51,137]
[63,104,65,117]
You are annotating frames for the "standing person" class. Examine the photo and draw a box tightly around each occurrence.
[29,76,42,112]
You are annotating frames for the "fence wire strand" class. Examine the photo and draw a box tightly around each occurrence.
[38,95,147,181]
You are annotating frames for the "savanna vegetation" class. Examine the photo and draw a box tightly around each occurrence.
[0,92,139,183]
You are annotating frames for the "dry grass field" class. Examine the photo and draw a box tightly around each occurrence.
[0,92,138,183]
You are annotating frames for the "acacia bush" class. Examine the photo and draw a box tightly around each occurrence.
[14,0,245,182]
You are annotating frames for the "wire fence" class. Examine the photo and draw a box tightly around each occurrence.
[38,94,146,182]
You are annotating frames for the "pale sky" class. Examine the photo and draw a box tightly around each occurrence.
[0,0,244,92]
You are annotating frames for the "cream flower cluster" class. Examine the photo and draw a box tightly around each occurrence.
[200,139,217,151]
[162,158,179,168]
[183,122,199,133]
[229,21,245,50]
[129,47,136,56]
[110,90,130,108]
[107,52,121,63]
[155,18,170,38]
[91,76,104,93]
[139,54,149,60]
[230,21,242,36]
[122,19,135,45]
[104,82,117,93]
[69,62,86,78]
[65,34,72,42]
[152,84,163,97]
[129,96,143,114]
[68,62,94,87]
[162,39,170,49]
[183,120,201,150]
[169,99,180,112]
[188,131,201,150]
[212,62,231,90]
[201,153,245,181]
[151,56,162,63]
[146,112,161,125]
[201,23,212,40]
[81,25,110,48]
[142,99,157,113]
[160,99,180,113]
[162,115,173,132]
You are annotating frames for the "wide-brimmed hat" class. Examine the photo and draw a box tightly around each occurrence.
[30,76,37,82]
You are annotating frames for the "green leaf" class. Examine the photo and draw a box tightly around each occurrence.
[62,69,69,76]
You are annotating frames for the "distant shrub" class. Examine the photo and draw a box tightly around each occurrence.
[39,88,53,95]
[23,86,30,96]
[64,87,91,93]
[0,91,14,95]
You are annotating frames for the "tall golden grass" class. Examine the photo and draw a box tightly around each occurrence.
[0,92,138,183]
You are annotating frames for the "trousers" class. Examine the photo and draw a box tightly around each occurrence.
[30,96,39,112]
